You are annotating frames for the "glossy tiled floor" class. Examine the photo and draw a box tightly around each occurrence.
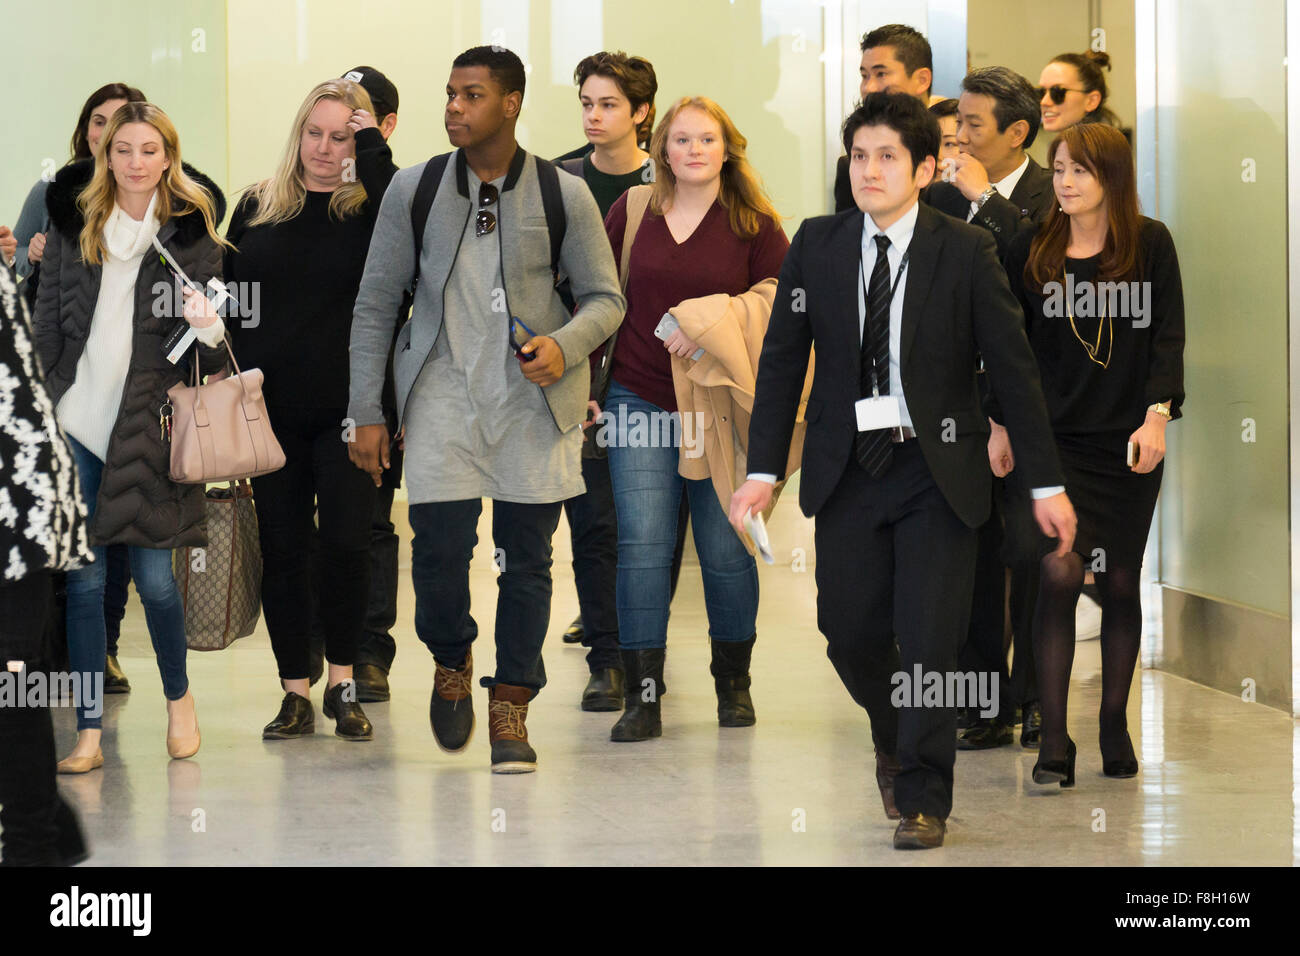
[51,504,1299,866]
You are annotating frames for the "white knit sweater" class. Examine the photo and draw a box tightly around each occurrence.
[57,191,224,461]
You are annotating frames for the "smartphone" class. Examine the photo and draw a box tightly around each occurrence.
[1126,441,1138,468]
[653,313,706,361]
[510,316,537,363]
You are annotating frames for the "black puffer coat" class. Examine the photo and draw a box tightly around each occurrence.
[32,160,227,549]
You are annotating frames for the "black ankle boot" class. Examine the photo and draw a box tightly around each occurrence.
[610,649,665,742]
[710,637,756,727]
[323,681,374,741]
[1100,720,1139,777]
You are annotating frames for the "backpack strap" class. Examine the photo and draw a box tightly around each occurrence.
[409,152,452,292]
[619,184,653,290]
[537,154,572,311]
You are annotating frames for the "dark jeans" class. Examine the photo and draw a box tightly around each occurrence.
[308,483,399,673]
[251,406,375,681]
[408,498,562,694]
[102,544,130,659]
[0,572,67,865]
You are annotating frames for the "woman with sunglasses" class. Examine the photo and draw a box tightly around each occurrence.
[994,123,1184,787]
[1038,50,1124,134]
[225,79,380,742]
[600,96,789,741]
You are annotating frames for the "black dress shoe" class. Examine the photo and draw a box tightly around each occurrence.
[562,617,584,644]
[1020,702,1042,749]
[323,681,373,741]
[874,750,901,820]
[353,663,390,703]
[893,813,946,849]
[1032,737,1077,787]
[104,655,130,694]
[581,668,624,712]
[956,718,1014,750]
[262,692,315,739]
[1101,729,1139,778]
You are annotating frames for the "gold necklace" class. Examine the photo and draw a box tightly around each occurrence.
[1064,273,1112,369]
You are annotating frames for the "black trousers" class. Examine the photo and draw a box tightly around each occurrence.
[408,498,562,694]
[562,455,691,673]
[958,484,1012,723]
[1000,481,1041,710]
[308,482,399,674]
[102,544,129,659]
[814,442,977,819]
[251,406,375,681]
[0,572,66,865]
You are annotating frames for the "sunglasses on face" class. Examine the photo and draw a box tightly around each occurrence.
[476,182,499,238]
[1038,85,1087,106]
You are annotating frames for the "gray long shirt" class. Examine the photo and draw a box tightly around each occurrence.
[348,147,625,505]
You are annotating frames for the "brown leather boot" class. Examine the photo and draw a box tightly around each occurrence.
[875,749,902,820]
[488,684,537,774]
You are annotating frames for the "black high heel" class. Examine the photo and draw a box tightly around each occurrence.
[1032,737,1076,788]
[1101,730,1139,778]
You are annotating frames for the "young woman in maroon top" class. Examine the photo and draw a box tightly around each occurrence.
[602,96,789,742]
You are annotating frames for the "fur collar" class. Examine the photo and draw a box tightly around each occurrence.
[45,159,226,246]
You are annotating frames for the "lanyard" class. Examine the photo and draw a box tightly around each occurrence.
[860,245,910,397]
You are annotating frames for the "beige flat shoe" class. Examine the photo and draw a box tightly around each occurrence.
[166,692,201,760]
[56,749,104,774]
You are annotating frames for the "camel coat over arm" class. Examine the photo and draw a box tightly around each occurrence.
[667,277,814,556]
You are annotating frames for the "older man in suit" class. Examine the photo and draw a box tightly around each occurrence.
[731,93,1075,849]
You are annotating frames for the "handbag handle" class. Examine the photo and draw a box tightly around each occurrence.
[190,333,253,411]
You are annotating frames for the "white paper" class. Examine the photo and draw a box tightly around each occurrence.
[744,512,775,565]
[855,395,902,432]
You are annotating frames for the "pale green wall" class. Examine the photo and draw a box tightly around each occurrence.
[1,0,227,230]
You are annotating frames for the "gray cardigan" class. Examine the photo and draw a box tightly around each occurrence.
[348,146,625,433]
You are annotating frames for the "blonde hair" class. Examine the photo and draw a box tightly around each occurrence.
[648,97,781,240]
[77,102,227,265]
[245,79,374,227]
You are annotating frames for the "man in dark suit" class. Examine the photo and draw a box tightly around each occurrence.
[731,93,1075,849]
[928,67,1054,750]
[928,66,1054,255]
[833,24,937,212]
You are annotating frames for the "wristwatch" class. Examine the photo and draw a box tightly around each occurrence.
[974,184,997,211]
[1148,401,1172,419]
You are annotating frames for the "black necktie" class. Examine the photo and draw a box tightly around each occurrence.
[856,233,894,477]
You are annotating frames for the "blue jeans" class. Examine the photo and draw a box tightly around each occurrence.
[66,437,189,729]
[604,381,758,651]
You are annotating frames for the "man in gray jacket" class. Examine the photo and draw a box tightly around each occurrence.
[348,46,625,774]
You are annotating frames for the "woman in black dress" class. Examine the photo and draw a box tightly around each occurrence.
[995,123,1184,785]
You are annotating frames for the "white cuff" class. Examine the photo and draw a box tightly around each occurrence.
[192,316,227,349]
[1031,485,1065,499]
[746,473,778,485]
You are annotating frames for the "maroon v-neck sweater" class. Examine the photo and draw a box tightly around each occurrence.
[604,195,789,413]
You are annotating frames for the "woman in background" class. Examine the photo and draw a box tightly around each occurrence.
[1038,50,1124,135]
[995,123,1184,787]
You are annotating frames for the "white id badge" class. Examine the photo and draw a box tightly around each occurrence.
[855,395,902,432]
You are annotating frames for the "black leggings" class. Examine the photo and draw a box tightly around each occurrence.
[251,406,376,681]
[1032,550,1143,761]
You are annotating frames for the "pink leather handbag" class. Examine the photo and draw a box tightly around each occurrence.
[166,335,285,483]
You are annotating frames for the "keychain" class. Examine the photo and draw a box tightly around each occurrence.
[159,401,173,443]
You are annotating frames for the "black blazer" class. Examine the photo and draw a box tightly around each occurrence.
[926,156,1054,259]
[748,201,1064,528]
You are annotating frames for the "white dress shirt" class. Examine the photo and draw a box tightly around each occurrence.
[967,154,1030,222]
[749,196,1063,501]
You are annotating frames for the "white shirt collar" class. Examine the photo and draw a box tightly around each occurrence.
[861,197,920,255]
[993,154,1031,200]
